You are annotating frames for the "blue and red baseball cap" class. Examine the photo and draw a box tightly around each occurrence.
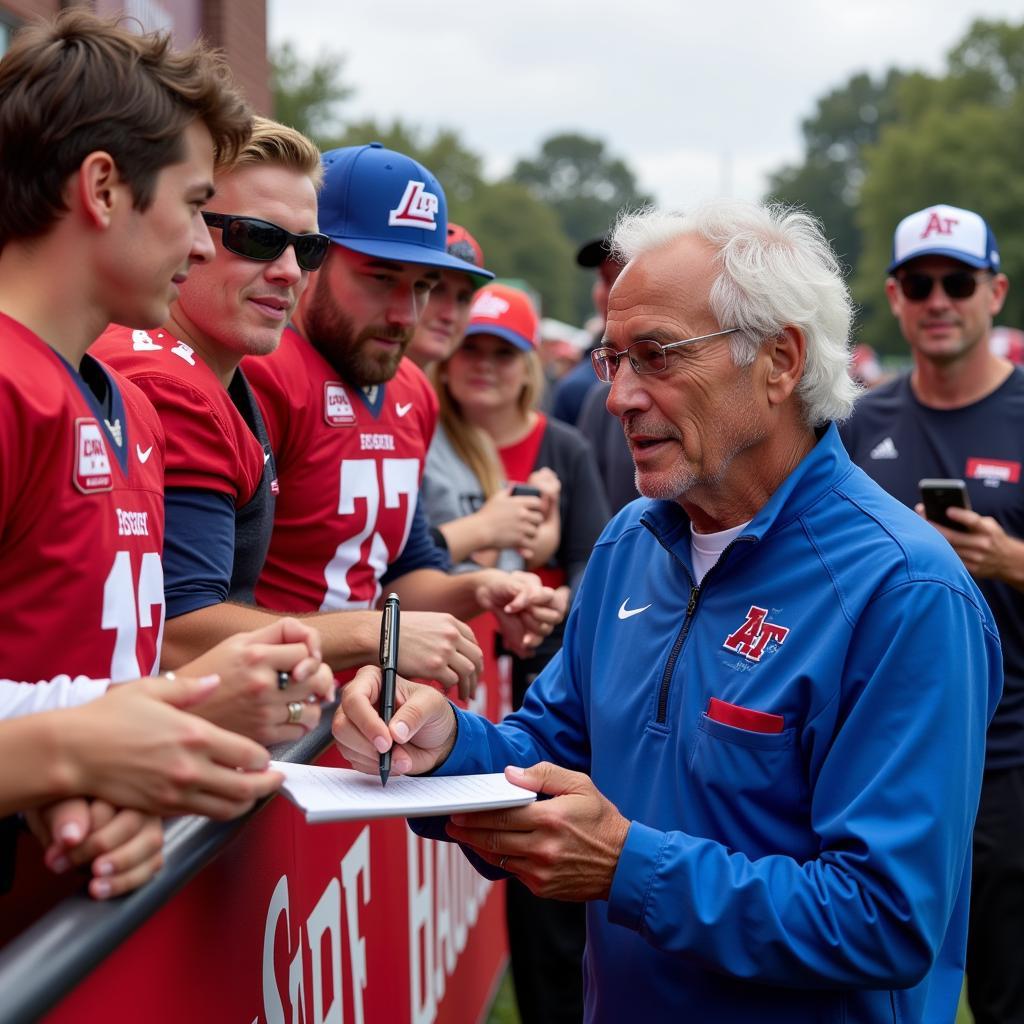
[463,284,539,352]
[317,143,494,280]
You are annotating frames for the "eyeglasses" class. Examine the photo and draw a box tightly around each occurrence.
[202,213,331,272]
[591,328,740,382]
[897,270,987,302]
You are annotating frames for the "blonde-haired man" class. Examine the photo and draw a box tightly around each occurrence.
[93,117,335,742]
[95,119,487,712]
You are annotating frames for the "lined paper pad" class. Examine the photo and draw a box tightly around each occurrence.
[271,761,537,823]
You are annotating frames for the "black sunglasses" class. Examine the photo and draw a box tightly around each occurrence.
[202,213,330,272]
[897,270,987,302]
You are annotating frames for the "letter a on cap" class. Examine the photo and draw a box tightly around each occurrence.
[920,211,959,239]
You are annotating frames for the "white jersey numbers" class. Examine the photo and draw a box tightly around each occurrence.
[102,550,166,680]
[320,458,420,611]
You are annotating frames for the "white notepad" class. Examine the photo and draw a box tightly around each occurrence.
[271,761,537,823]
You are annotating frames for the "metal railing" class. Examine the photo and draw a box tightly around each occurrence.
[0,711,336,1024]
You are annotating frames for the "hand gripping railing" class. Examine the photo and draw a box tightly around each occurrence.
[0,709,336,1024]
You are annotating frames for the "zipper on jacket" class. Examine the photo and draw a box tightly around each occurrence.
[656,583,700,722]
[643,524,755,725]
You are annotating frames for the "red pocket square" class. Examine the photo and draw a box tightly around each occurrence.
[707,697,784,734]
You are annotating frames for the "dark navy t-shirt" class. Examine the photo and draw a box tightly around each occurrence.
[841,369,1024,771]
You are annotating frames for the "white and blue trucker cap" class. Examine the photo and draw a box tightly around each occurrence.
[888,203,1000,273]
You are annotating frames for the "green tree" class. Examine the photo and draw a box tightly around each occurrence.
[456,182,576,322]
[270,43,351,143]
[947,18,1024,99]
[512,133,650,323]
[767,17,1024,357]
[856,94,1024,354]
[327,118,485,205]
[765,70,906,271]
[511,132,651,244]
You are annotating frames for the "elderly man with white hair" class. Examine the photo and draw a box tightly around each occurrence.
[333,200,1002,1023]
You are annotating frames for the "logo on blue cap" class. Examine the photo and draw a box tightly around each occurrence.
[317,143,493,281]
[388,181,439,231]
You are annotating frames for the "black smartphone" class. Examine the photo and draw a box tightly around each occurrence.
[510,484,542,498]
[918,478,972,532]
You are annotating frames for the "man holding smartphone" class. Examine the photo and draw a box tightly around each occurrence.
[841,203,1024,1024]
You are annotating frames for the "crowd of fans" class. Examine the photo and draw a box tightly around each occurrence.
[2,10,1023,1024]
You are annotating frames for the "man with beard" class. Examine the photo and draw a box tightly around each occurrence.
[244,144,565,670]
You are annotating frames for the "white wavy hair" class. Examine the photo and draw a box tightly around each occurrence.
[611,199,859,426]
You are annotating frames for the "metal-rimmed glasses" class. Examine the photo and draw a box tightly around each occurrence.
[590,327,740,382]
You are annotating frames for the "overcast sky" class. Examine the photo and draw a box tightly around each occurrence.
[268,0,1024,208]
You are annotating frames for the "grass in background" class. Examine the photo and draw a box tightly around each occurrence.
[486,971,520,1024]
[489,970,975,1023]
[958,983,974,1023]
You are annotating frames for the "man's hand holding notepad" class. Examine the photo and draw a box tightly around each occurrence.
[271,760,537,823]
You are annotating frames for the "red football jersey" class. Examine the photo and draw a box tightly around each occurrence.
[0,314,166,681]
[244,328,438,612]
[92,325,265,506]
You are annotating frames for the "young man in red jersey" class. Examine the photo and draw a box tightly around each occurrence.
[244,144,566,664]
[0,11,248,684]
[0,13,314,897]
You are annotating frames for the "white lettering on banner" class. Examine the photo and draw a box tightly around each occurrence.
[262,828,372,1024]
[262,820,492,1024]
[465,681,488,719]
[290,928,307,1024]
[341,829,372,1024]
[408,829,492,1024]
[409,830,436,1024]
[307,881,343,1024]
[262,876,292,1024]
[434,842,453,1003]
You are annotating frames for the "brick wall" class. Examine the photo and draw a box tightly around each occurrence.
[0,0,271,117]
[202,0,271,115]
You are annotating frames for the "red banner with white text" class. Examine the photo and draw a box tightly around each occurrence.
[40,618,513,1024]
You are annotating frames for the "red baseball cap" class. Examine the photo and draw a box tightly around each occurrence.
[464,283,539,352]
[446,222,492,289]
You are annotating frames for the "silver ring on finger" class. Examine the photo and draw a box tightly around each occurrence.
[286,701,304,725]
[277,670,290,690]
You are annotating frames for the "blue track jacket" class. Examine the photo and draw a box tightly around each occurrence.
[419,424,1002,1023]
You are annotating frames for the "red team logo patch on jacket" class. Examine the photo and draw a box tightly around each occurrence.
[723,605,790,663]
[73,417,113,493]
